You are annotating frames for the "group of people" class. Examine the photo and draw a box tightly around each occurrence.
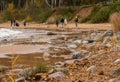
[55,16,79,28]
[55,17,67,28]
[10,18,26,27]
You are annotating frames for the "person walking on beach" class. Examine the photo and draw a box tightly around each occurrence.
[23,20,27,26]
[64,18,67,25]
[75,16,79,28]
[60,17,64,28]
[10,19,13,26]
[55,19,59,28]
[13,17,16,26]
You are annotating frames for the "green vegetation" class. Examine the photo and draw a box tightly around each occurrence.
[81,1,120,23]
[36,61,48,73]
[1,0,120,23]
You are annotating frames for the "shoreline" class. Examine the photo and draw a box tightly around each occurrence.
[0,22,112,31]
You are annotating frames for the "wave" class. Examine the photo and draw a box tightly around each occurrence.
[0,28,22,38]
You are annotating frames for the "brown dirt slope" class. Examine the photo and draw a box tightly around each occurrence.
[72,7,92,22]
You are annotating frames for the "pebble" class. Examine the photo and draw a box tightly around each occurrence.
[49,72,65,80]
[113,59,120,64]
[68,44,77,49]
[87,65,97,72]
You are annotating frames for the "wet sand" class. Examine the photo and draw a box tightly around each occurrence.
[0,44,48,56]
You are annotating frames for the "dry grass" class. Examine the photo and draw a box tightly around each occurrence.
[110,11,120,32]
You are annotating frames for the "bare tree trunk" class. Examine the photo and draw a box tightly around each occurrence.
[55,0,57,7]
[51,0,54,8]
[59,0,61,7]
[18,0,21,8]
[45,0,52,8]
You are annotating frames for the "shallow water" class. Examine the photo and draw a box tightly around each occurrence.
[0,28,81,67]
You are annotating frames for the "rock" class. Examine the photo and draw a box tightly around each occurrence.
[109,78,116,82]
[64,60,76,65]
[88,55,98,60]
[60,55,72,59]
[15,77,25,82]
[87,65,97,72]
[43,52,50,61]
[56,68,69,75]
[47,32,56,35]
[104,30,113,36]
[49,72,65,80]
[114,32,120,40]
[68,44,77,49]
[98,50,106,55]
[72,51,84,59]
[43,52,50,58]
[113,59,120,64]
[103,37,111,44]
[48,68,68,75]
[106,43,112,47]
[2,39,8,42]
[110,46,118,52]
[48,69,57,74]
[88,39,94,43]
[11,69,23,74]
[91,33,96,37]
[86,44,95,51]
[73,40,82,45]
[55,62,65,67]
[109,68,120,78]
[51,55,59,58]
[82,40,88,44]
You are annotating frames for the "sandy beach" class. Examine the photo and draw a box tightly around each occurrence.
[0,22,112,30]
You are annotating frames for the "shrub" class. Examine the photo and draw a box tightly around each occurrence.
[36,61,48,73]
[81,4,102,23]
[56,7,76,20]
[90,8,111,23]
[81,1,120,23]
[32,8,52,22]
[110,12,120,32]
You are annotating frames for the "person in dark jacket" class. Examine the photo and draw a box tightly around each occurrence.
[60,17,64,28]
[13,17,16,26]
[23,20,26,26]
[55,19,59,28]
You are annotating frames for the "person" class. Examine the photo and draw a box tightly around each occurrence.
[15,22,19,27]
[64,18,67,25]
[23,20,26,26]
[55,19,59,28]
[60,17,64,28]
[13,17,16,26]
[75,16,79,28]
[10,19,13,26]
